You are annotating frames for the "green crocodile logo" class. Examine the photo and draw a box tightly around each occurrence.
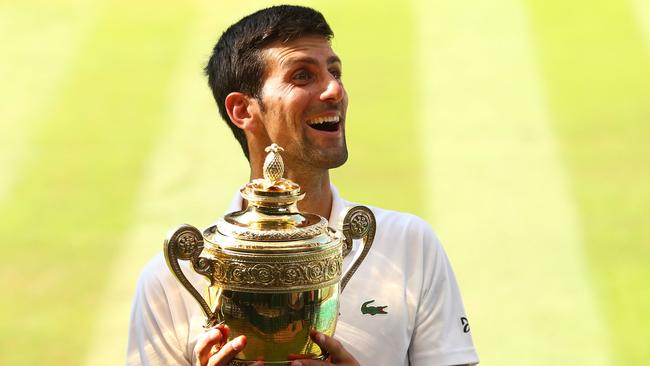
[361,300,388,315]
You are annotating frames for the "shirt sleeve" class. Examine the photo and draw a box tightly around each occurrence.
[126,255,192,366]
[408,225,480,366]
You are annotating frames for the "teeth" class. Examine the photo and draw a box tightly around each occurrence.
[307,115,340,125]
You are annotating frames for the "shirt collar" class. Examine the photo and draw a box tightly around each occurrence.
[328,184,347,228]
[227,187,245,212]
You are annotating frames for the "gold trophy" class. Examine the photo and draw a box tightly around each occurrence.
[163,144,376,365]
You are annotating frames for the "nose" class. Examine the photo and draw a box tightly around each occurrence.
[320,75,345,103]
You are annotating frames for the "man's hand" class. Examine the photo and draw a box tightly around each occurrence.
[193,324,264,366]
[289,330,360,366]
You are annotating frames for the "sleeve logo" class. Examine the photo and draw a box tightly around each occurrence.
[460,317,471,333]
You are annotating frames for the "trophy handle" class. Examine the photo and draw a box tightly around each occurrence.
[164,224,219,326]
[339,206,376,291]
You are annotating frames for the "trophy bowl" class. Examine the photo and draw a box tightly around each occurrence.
[163,144,375,365]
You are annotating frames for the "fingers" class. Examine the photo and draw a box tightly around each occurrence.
[194,326,226,366]
[290,331,358,366]
[310,330,349,363]
[196,330,350,366]
[206,335,247,366]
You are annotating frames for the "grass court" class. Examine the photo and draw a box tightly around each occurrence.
[1,0,648,364]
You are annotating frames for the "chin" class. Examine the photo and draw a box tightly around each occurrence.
[329,152,348,168]
[311,149,348,169]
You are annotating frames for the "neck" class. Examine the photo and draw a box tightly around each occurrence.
[248,152,333,219]
[290,170,333,220]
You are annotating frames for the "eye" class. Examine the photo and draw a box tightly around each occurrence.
[329,67,342,80]
[292,69,312,82]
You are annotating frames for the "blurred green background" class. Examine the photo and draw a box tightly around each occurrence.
[1,0,648,365]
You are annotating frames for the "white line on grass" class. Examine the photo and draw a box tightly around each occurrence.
[633,0,650,48]
[0,0,101,204]
[80,4,249,365]
[415,0,612,364]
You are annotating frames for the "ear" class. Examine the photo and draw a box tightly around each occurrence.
[225,92,259,131]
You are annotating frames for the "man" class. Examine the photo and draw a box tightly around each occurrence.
[127,5,479,366]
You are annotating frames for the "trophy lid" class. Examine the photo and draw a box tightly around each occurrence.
[204,144,335,253]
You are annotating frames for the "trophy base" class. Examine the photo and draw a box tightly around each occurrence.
[229,354,327,365]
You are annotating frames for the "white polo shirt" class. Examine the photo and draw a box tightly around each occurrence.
[127,186,479,366]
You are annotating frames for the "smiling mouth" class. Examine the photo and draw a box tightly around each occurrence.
[306,115,341,132]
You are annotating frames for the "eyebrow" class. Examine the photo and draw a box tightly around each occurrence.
[283,55,342,68]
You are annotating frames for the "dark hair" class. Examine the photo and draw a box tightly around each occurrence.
[205,5,334,161]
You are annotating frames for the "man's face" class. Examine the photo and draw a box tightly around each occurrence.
[256,36,348,170]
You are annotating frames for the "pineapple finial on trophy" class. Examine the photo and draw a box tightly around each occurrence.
[263,143,285,188]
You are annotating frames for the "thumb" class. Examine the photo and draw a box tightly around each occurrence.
[309,330,356,364]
